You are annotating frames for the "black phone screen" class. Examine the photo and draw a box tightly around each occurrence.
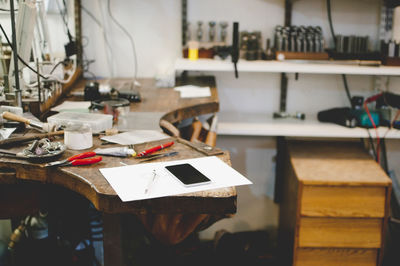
[165,163,211,186]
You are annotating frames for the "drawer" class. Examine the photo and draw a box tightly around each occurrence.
[295,248,378,266]
[301,186,386,218]
[298,217,382,248]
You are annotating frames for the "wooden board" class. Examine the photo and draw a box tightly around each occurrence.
[301,186,386,218]
[288,141,392,186]
[298,217,382,248]
[296,248,378,266]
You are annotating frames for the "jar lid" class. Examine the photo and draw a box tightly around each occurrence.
[65,123,91,133]
[91,98,130,109]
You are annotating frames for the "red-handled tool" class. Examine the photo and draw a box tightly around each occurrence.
[45,151,102,167]
[136,141,174,157]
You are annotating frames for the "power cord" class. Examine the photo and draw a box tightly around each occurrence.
[326,0,354,109]
[81,3,115,77]
[0,23,48,80]
[107,0,138,85]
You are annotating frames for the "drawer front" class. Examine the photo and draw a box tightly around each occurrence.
[295,248,378,266]
[298,217,382,248]
[301,186,386,218]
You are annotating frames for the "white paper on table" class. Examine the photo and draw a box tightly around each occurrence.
[100,130,169,145]
[51,101,91,112]
[174,85,211,98]
[0,128,16,140]
[99,156,252,202]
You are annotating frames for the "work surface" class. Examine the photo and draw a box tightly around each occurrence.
[0,76,237,215]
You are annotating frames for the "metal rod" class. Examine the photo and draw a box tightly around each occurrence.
[279,73,288,112]
[182,0,188,46]
[37,59,41,103]
[10,0,22,107]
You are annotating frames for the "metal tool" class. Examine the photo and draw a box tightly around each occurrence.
[197,21,203,41]
[272,73,305,120]
[2,111,54,132]
[220,21,228,43]
[0,139,66,160]
[209,21,216,42]
[137,151,178,163]
[45,151,102,167]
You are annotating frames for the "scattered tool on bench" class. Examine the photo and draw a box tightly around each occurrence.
[2,111,55,132]
[136,141,175,157]
[137,151,179,163]
[45,151,102,167]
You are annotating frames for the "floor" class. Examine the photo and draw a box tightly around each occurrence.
[121,215,278,266]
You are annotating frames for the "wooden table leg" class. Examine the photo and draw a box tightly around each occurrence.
[103,213,125,266]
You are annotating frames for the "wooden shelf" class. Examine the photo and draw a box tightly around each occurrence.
[175,58,400,76]
[217,112,400,138]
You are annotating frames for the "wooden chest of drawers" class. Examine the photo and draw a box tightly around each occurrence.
[278,140,392,266]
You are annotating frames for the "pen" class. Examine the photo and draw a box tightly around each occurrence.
[145,170,157,194]
[137,141,174,157]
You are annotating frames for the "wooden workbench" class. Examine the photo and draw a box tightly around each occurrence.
[0,76,237,265]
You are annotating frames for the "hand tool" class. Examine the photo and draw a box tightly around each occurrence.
[138,151,179,163]
[197,21,203,41]
[2,111,54,132]
[44,151,102,167]
[209,21,216,42]
[136,141,175,157]
[232,22,239,78]
[0,148,25,158]
[219,21,228,43]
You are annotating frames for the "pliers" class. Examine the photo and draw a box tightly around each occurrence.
[45,151,102,167]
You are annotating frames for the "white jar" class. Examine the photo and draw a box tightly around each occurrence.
[64,123,93,150]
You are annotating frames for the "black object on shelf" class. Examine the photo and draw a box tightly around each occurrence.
[232,22,239,79]
[84,81,101,101]
[317,107,357,128]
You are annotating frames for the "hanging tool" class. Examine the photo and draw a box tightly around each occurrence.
[44,152,102,167]
[232,22,239,78]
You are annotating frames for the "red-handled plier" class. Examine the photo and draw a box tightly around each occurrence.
[45,151,102,167]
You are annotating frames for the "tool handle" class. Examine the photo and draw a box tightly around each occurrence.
[68,151,97,161]
[2,111,30,124]
[71,156,102,166]
[138,141,174,157]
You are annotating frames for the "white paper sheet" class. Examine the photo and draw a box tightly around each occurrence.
[0,128,16,140]
[51,101,91,112]
[100,130,169,145]
[99,156,252,202]
[174,85,211,98]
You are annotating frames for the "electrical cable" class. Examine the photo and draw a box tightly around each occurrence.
[0,23,48,80]
[326,0,354,108]
[0,8,18,11]
[366,130,377,159]
[81,3,115,77]
[364,101,380,163]
[107,0,138,85]
[49,60,66,75]
[56,0,73,42]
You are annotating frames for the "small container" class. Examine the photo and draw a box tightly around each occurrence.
[64,123,93,150]
[188,41,199,61]
[47,112,113,133]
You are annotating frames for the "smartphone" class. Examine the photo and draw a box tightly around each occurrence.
[165,163,211,187]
